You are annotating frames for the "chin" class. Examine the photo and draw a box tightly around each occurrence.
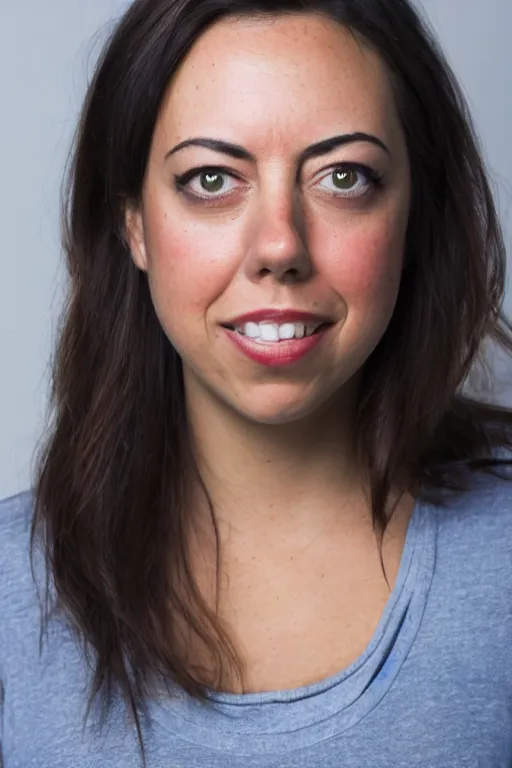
[227,388,338,427]
[240,407,309,426]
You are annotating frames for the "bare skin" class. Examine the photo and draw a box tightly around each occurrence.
[126,13,414,692]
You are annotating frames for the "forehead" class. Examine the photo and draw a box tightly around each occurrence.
[156,13,402,155]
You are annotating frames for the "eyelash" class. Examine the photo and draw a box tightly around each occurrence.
[173,163,384,204]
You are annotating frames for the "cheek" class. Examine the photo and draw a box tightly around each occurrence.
[143,207,241,319]
[319,219,405,310]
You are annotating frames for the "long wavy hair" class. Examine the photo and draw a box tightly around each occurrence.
[30,0,512,763]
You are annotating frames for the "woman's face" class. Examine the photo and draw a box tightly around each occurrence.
[126,13,411,425]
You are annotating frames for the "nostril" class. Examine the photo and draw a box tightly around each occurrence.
[282,268,303,284]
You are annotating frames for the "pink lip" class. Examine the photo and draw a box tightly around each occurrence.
[223,325,331,367]
[223,309,332,326]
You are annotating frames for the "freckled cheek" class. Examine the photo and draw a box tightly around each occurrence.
[317,226,404,306]
[145,219,241,317]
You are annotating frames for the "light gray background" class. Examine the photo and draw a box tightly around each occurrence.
[1,0,511,499]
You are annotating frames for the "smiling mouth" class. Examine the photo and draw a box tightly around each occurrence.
[222,320,331,343]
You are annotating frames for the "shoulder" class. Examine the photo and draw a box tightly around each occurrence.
[0,488,35,539]
[432,466,512,542]
[429,467,512,601]
[0,489,37,597]
[0,490,41,664]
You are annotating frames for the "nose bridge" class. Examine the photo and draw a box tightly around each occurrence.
[243,177,312,283]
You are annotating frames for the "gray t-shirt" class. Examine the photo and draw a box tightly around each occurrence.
[1,472,512,767]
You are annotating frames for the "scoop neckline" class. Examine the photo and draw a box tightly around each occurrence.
[149,497,437,754]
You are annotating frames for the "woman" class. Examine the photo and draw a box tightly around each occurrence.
[1,0,511,765]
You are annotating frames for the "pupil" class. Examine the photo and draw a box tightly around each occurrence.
[201,172,224,192]
[333,170,356,189]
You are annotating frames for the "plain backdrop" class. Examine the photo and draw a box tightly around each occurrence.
[1,0,511,499]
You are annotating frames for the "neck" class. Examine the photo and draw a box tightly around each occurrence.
[185,378,369,547]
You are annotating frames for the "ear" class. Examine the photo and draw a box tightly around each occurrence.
[124,203,148,272]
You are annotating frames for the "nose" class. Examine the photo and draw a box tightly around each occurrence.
[243,194,313,284]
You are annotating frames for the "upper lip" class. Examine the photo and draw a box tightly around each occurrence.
[223,309,333,327]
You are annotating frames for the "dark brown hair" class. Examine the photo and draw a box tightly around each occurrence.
[30,0,512,763]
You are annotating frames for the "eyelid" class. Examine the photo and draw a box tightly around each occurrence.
[316,170,369,199]
[175,161,381,186]
[174,162,384,203]
[311,161,382,183]
[173,165,247,204]
[174,164,244,187]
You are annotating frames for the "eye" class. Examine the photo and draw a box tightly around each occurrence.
[175,167,240,200]
[315,164,382,199]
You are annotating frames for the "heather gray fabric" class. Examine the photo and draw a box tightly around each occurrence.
[1,473,512,767]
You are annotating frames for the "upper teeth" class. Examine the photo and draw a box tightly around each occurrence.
[235,321,322,341]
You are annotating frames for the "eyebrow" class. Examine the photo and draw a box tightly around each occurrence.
[165,132,391,173]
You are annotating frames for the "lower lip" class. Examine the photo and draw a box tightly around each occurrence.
[223,326,330,367]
